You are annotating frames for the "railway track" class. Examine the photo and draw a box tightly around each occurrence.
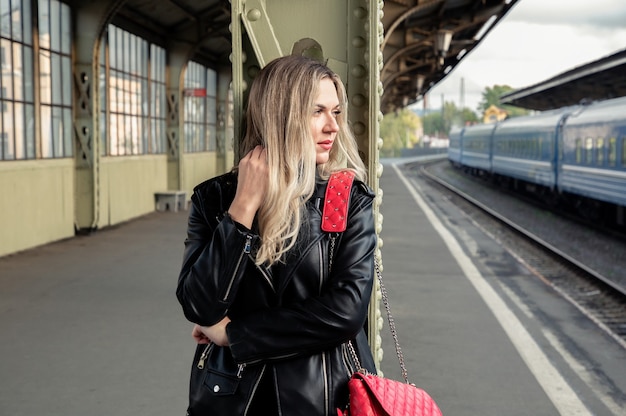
[401,158,626,348]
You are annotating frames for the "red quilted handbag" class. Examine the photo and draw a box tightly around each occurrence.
[324,171,443,416]
[337,371,442,416]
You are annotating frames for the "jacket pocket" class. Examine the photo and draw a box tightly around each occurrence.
[187,343,263,416]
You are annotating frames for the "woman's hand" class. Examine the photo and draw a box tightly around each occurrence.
[191,316,231,347]
[229,145,268,228]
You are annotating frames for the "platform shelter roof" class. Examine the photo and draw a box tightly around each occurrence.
[501,48,626,111]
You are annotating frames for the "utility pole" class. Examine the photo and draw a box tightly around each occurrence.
[460,77,465,109]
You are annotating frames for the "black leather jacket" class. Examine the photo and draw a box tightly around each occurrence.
[177,171,377,416]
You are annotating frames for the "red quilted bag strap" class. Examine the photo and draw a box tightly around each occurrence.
[321,170,356,232]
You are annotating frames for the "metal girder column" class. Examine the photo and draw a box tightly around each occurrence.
[72,2,116,232]
[230,0,385,369]
[165,42,190,191]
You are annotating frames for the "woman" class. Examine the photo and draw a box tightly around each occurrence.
[176,55,377,416]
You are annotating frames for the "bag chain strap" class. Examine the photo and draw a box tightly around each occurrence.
[374,258,410,384]
[324,171,409,383]
[341,255,410,384]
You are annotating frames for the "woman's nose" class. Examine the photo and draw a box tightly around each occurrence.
[325,115,339,132]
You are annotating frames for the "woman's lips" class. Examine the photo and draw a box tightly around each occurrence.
[318,140,334,150]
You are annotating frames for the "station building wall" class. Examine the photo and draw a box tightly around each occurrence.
[0,1,232,258]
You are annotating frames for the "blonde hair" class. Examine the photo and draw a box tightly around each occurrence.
[239,55,367,266]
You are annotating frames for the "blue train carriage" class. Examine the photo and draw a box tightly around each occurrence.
[559,96,626,222]
[448,126,464,167]
[459,122,497,176]
[491,108,575,190]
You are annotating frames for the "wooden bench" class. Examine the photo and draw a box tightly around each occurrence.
[155,191,187,212]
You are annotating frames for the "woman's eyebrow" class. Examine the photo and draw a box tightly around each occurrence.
[314,103,341,109]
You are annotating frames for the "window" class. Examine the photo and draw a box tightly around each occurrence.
[608,137,616,166]
[183,61,217,153]
[596,137,604,166]
[102,25,166,156]
[584,137,593,165]
[575,138,582,163]
[149,44,166,154]
[39,0,72,158]
[1,0,35,160]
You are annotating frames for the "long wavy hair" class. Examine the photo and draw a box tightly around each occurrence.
[238,55,367,266]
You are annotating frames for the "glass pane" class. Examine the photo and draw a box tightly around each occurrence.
[39,51,51,104]
[39,0,50,49]
[608,137,617,166]
[62,55,71,105]
[11,0,22,41]
[142,117,148,154]
[109,26,117,68]
[41,105,52,157]
[51,53,61,105]
[14,102,24,158]
[2,39,14,99]
[3,102,14,159]
[123,31,129,72]
[141,78,148,115]
[12,42,22,100]
[129,34,136,74]
[207,69,217,96]
[22,0,32,45]
[25,103,34,158]
[50,0,60,51]
[23,45,33,101]
[585,137,593,164]
[109,71,118,113]
[60,2,70,53]
[207,96,216,124]
[0,0,10,38]
[99,109,106,156]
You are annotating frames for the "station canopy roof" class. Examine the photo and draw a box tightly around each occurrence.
[95,0,519,113]
[500,48,626,111]
[380,0,519,113]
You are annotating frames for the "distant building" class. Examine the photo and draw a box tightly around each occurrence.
[483,105,508,123]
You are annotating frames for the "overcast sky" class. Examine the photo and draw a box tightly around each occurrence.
[423,0,626,112]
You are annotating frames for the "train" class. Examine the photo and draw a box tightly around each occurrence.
[448,95,626,226]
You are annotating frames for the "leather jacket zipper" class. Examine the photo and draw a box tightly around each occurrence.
[240,351,298,367]
[196,343,214,369]
[223,234,253,301]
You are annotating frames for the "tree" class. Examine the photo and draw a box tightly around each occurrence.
[422,101,478,137]
[478,85,530,118]
[379,109,422,157]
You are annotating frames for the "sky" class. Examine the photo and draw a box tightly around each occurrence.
[422,0,626,113]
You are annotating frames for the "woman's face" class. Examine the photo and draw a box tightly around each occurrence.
[311,78,340,165]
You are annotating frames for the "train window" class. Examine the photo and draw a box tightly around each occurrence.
[622,137,626,167]
[608,137,617,166]
[585,137,593,165]
[575,138,582,163]
[596,138,604,165]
